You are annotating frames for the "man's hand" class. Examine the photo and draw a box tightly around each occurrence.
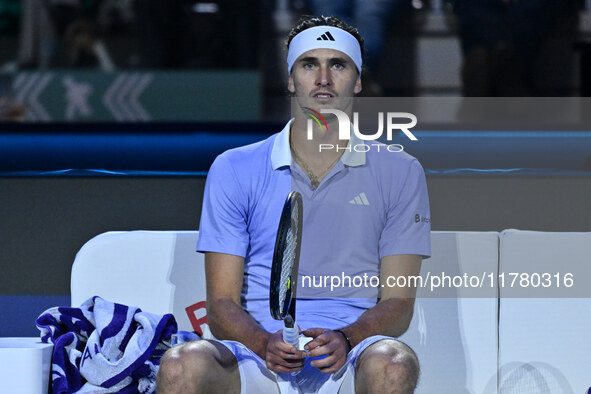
[265,330,307,374]
[301,328,350,374]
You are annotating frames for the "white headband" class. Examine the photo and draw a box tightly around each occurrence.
[287,25,362,74]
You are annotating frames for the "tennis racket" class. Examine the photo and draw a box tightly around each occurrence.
[269,191,303,347]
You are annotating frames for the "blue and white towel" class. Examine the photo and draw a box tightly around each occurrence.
[36,296,198,394]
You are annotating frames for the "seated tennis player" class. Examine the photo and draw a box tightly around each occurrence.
[157,15,431,394]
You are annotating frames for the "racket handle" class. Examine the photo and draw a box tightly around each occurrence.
[283,323,299,346]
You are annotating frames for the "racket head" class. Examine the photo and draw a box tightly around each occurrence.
[269,191,303,321]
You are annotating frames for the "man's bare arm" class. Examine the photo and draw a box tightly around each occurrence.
[340,254,422,347]
[205,252,306,371]
[303,254,421,373]
[205,252,270,358]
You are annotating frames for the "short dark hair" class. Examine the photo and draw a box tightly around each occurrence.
[286,15,365,59]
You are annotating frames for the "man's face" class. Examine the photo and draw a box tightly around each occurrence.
[288,48,362,113]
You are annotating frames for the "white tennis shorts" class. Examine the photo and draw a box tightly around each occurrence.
[216,334,392,394]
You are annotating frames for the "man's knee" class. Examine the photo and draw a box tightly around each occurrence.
[362,339,419,374]
[158,341,209,385]
[356,339,419,393]
[157,340,238,389]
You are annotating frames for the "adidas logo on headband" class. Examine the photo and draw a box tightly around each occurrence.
[316,31,335,41]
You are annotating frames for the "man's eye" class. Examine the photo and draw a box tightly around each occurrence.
[333,63,344,70]
[304,63,314,69]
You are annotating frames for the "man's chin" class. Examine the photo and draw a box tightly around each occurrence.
[291,96,355,119]
[306,96,353,109]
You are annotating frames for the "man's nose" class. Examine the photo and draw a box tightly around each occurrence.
[316,66,332,86]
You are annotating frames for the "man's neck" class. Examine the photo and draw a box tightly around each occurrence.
[290,113,348,164]
[289,116,348,191]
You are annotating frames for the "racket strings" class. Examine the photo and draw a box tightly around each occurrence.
[278,204,300,313]
[279,226,295,310]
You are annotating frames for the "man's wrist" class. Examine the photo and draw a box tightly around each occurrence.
[334,329,352,352]
[254,331,272,360]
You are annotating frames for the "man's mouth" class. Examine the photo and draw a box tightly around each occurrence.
[313,92,334,98]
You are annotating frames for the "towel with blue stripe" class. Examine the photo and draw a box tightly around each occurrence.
[36,296,198,393]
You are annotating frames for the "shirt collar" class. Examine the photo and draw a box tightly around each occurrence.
[271,119,294,170]
[271,119,366,170]
[341,125,366,167]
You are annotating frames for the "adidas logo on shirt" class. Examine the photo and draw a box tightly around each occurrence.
[349,192,370,206]
[316,31,336,41]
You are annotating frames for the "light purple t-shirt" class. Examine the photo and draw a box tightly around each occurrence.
[197,120,431,333]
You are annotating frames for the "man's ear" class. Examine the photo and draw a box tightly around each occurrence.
[288,75,295,94]
[354,75,362,95]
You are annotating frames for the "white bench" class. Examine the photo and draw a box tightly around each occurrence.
[71,231,209,336]
[497,230,591,393]
[401,231,499,393]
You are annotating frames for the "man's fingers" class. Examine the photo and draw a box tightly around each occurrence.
[275,349,307,359]
[268,341,306,359]
[274,340,298,353]
[306,343,332,358]
[266,355,305,372]
[301,327,325,338]
[306,336,345,358]
[272,331,307,353]
[303,331,331,351]
[266,361,304,373]
[269,338,306,358]
[311,354,346,374]
[310,354,337,369]
[267,355,304,368]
